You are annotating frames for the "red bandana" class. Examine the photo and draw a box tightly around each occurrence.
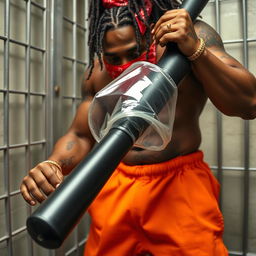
[102,0,152,34]
[103,43,157,79]
[102,0,128,7]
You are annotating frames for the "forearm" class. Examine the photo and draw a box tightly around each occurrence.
[48,132,93,175]
[191,48,256,119]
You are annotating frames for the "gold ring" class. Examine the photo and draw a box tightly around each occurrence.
[166,23,171,31]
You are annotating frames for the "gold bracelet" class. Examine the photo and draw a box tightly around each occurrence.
[43,160,62,172]
[187,38,205,61]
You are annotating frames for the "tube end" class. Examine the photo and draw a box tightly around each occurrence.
[27,216,63,249]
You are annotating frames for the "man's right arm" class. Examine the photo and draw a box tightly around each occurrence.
[48,97,95,175]
[20,71,96,206]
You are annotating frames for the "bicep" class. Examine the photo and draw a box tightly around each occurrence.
[68,98,94,142]
[73,67,96,139]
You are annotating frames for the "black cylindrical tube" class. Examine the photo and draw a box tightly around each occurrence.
[27,0,209,249]
[27,128,133,249]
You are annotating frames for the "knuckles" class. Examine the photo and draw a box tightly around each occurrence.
[179,9,189,18]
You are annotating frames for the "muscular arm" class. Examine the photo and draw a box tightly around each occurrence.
[153,10,256,119]
[192,20,256,119]
[21,70,96,205]
[48,97,95,175]
[48,69,96,174]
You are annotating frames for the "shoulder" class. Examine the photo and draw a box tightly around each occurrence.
[194,20,224,50]
[81,59,113,100]
[194,20,245,68]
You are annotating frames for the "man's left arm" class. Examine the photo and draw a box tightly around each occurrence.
[192,20,256,119]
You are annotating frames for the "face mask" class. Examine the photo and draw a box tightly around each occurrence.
[103,43,157,79]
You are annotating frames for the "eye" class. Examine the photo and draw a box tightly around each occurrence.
[128,45,146,61]
[105,56,121,65]
[128,51,140,60]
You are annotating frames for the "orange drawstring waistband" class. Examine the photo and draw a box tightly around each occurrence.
[118,151,205,177]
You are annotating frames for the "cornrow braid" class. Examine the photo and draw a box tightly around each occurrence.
[97,7,142,71]
[87,0,183,79]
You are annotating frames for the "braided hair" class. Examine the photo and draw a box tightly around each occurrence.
[87,0,183,78]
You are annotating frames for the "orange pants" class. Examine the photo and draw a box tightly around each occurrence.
[84,151,228,256]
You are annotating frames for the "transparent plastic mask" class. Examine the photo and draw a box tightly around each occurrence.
[88,61,177,151]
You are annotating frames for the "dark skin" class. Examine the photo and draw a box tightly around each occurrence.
[20,9,256,205]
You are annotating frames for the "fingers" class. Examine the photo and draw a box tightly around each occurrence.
[20,182,39,206]
[21,177,46,205]
[20,162,64,206]
[151,9,197,53]
[151,9,179,34]
[153,22,181,47]
[39,162,64,188]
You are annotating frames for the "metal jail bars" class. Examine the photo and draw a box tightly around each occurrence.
[0,0,256,255]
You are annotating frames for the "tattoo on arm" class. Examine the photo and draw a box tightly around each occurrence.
[60,157,74,169]
[195,21,242,68]
[66,141,76,151]
[196,21,224,49]
[187,24,198,40]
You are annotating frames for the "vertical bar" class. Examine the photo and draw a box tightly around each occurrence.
[73,0,77,116]
[48,3,57,254]
[71,1,80,252]
[84,0,88,67]
[75,0,79,251]
[50,0,63,144]
[46,0,54,155]
[42,0,48,158]
[25,1,33,256]
[45,0,53,157]
[241,1,250,255]
[44,0,49,159]
[4,0,13,255]
[215,0,223,209]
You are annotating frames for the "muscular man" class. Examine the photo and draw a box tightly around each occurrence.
[20,0,256,255]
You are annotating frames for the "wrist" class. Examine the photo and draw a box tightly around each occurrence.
[43,159,62,173]
[187,38,206,61]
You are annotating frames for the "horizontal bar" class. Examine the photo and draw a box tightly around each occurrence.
[0,89,46,96]
[0,35,7,40]
[0,140,46,150]
[0,235,9,243]
[0,227,27,243]
[229,252,243,256]
[9,39,28,48]
[0,36,46,53]
[31,1,46,10]
[0,193,19,200]
[0,190,28,200]
[210,166,256,171]
[62,96,82,100]
[63,16,75,24]
[77,23,86,31]
[229,252,256,256]
[65,236,88,256]
[0,194,7,200]
[12,226,27,236]
[63,17,86,30]
[224,38,256,44]
[10,190,22,196]
[63,55,87,65]
[9,38,46,52]
[30,44,46,53]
